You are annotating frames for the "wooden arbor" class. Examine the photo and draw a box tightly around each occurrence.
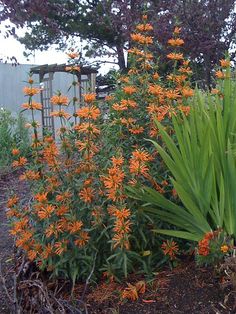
[30,64,97,137]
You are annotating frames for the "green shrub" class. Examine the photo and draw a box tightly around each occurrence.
[128,67,236,241]
[0,108,30,170]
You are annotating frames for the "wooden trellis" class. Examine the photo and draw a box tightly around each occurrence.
[30,64,97,137]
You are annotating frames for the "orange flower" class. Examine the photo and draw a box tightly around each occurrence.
[168,38,184,46]
[45,223,63,238]
[198,238,210,256]
[220,59,230,68]
[68,221,83,234]
[37,204,55,219]
[211,88,220,95]
[77,106,100,120]
[148,84,163,96]
[121,99,138,108]
[215,70,225,79]
[112,233,130,250]
[19,170,40,181]
[74,231,90,247]
[65,65,81,72]
[165,89,181,100]
[113,219,131,234]
[129,160,149,176]
[54,239,68,255]
[221,245,229,253]
[105,95,114,101]
[83,93,96,103]
[122,86,137,95]
[50,95,69,106]
[173,26,181,34]
[23,86,40,96]
[122,283,138,301]
[111,156,124,167]
[122,281,146,301]
[181,88,194,98]
[67,52,79,59]
[56,191,72,202]
[34,192,48,203]
[161,240,179,259]
[79,187,94,203]
[11,148,20,156]
[113,207,131,219]
[129,126,144,134]
[167,53,184,61]
[74,122,100,135]
[136,23,153,32]
[21,102,42,110]
[178,105,191,116]
[7,195,19,208]
[56,204,69,216]
[12,157,27,167]
[41,243,54,259]
[27,250,37,261]
[102,167,125,190]
[112,102,128,111]
[131,33,153,44]
[50,110,71,119]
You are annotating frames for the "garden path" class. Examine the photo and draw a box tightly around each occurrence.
[0,170,28,313]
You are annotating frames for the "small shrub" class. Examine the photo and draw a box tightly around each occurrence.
[0,108,30,171]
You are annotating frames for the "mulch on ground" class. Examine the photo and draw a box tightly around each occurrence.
[0,169,235,313]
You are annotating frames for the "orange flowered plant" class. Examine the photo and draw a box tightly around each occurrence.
[8,12,197,284]
[196,229,233,265]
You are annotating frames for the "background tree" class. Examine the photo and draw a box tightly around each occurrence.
[0,0,235,85]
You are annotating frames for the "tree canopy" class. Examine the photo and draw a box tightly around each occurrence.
[0,0,236,85]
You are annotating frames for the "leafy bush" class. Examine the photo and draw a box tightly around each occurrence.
[0,108,30,170]
[7,15,200,283]
[128,63,236,243]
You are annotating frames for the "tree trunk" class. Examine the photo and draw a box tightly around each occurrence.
[116,44,126,71]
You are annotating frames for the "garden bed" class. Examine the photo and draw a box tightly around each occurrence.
[0,170,234,313]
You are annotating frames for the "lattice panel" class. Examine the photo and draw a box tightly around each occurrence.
[41,73,55,137]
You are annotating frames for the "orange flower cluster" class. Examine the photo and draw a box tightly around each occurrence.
[111,205,131,250]
[21,102,42,110]
[23,86,40,96]
[50,94,69,106]
[122,281,146,301]
[129,149,152,177]
[131,33,153,45]
[161,240,179,260]
[102,156,125,201]
[198,230,221,256]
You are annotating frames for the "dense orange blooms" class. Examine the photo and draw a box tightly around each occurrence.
[50,110,71,119]
[83,93,96,103]
[220,59,230,68]
[79,187,94,203]
[23,86,40,96]
[161,240,179,259]
[12,157,27,167]
[21,102,42,110]
[11,148,20,156]
[50,95,69,106]
[136,23,153,32]
[168,38,184,46]
[167,53,184,60]
[77,106,100,120]
[122,86,137,95]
